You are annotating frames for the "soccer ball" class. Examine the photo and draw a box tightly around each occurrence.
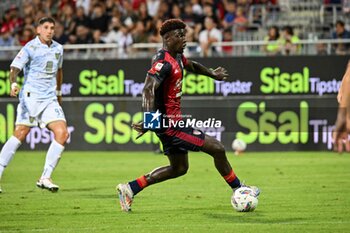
[231,187,258,212]
[232,138,247,153]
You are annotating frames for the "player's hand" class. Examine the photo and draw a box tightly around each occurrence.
[57,96,62,106]
[10,85,20,97]
[212,67,228,81]
[132,122,148,139]
[332,108,350,153]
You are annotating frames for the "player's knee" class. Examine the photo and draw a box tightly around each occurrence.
[54,128,69,143]
[213,141,226,155]
[13,126,30,142]
[173,164,188,177]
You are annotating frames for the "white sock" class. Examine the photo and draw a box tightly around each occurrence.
[0,136,21,179]
[41,140,64,179]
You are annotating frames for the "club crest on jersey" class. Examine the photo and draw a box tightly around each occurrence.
[155,62,164,71]
[55,53,60,60]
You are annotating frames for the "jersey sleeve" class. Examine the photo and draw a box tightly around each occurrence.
[181,54,188,67]
[10,47,30,70]
[58,47,63,69]
[147,58,171,84]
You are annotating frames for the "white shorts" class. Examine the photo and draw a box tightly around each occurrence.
[16,99,66,128]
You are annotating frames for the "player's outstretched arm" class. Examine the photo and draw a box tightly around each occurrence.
[9,66,21,97]
[337,61,350,103]
[333,62,350,152]
[56,68,63,105]
[185,60,229,81]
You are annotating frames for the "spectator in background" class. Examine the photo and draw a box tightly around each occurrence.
[199,16,222,57]
[222,1,236,29]
[344,0,350,14]
[0,25,15,47]
[0,25,15,59]
[7,6,23,35]
[147,0,160,18]
[148,19,163,43]
[316,43,328,55]
[92,29,104,43]
[184,25,200,56]
[34,10,47,23]
[117,24,133,58]
[132,21,148,44]
[281,25,300,55]
[222,28,234,56]
[120,0,138,31]
[233,6,248,32]
[263,26,282,55]
[171,4,182,19]
[16,25,35,46]
[53,22,69,45]
[105,0,116,16]
[76,0,91,15]
[59,0,76,11]
[43,0,60,17]
[23,15,35,28]
[72,6,91,31]
[137,3,153,32]
[201,3,218,24]
[155,1,171,20]
[103,16,122,43]
[90,3,109,33]
[60,4,75,35]
[191,0,203,16]
[23,2,36,19]
[236,0,250,14]
[132,0,147,10]
[74,25,93,44]
[332,20,350,55]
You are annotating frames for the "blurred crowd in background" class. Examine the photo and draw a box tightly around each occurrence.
[0,0,350,57]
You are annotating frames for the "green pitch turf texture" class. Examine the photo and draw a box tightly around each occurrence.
[0,151,349,233]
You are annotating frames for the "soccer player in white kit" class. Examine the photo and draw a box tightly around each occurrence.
[0,17,69,193]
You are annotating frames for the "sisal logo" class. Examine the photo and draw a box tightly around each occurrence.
[260,67,341,96]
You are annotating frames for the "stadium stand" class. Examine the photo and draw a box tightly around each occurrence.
[0,0,350,58]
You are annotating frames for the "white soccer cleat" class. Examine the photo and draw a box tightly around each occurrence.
[0,185,2,193]
[36,178,59,192]
[116,183,134,212]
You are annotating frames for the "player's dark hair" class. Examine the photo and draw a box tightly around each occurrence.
[160,19,186,36]
[38,17,56,26]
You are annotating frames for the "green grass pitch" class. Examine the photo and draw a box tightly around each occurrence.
[0,151,349,233]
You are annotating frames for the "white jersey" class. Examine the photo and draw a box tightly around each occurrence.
[11,36,63,101]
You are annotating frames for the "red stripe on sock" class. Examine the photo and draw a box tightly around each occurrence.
[136,175,148,189]
[223,170,237,183]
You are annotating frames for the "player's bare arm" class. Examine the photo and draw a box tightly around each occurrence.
[337,60,350,103]
[132,75,160,138]
[9,66,21,97]
[56,68,63,105]
[142,75,160,112]
[185,60,228,81]
[333,62,350,153]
